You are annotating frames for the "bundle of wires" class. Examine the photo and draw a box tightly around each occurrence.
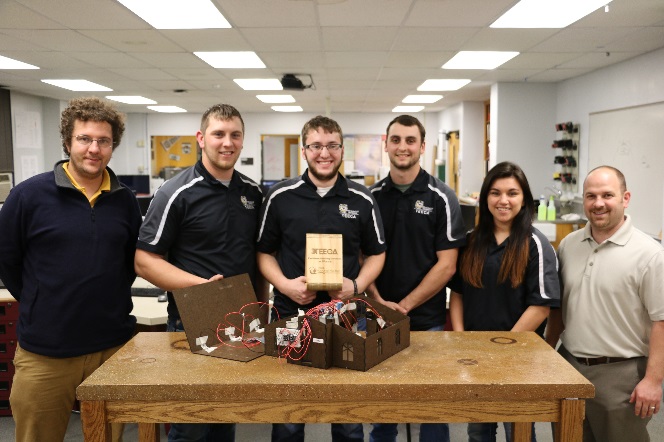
[278,298,388,361]
[213,301,278,350]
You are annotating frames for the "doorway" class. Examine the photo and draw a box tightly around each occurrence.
[261,135,300,182]
[447,131,460,195]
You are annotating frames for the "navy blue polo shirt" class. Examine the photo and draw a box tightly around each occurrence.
[257,170,386,318]
[447,228,561,336]
[370,169,466,330]
[137,161,263,320]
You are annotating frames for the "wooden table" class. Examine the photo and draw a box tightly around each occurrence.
[77,331,593,442]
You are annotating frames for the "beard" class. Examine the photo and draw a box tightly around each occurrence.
[306,155,342,184]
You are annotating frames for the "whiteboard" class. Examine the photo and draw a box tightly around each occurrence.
[262,136,285,180]
[588,102,664,237]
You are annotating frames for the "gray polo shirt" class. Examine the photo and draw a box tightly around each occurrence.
[558,215,664,358]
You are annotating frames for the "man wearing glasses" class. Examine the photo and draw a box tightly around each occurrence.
[257,115,386,442]
[0,97,142,442]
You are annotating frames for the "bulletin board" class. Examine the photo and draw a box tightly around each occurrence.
[151,135,198,177]
[588,101,664,237]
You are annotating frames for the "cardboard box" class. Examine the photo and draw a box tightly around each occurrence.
[264,297,410,371]
[305,233,343,291]
[264,315,334,369]
[172,274,268,362]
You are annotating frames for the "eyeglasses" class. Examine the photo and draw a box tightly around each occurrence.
[75,135,113,149]
[304,143,343,152]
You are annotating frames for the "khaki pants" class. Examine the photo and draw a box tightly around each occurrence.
[10,343,125,442]
[559,345,651,442]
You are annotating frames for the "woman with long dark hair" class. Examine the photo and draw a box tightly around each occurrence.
[448,161,560,442]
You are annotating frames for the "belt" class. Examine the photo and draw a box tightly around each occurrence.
[575,356,629,366]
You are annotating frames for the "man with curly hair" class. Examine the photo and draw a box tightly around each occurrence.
[0,96,142,442]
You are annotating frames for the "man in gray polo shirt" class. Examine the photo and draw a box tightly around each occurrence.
[546,165,664,442]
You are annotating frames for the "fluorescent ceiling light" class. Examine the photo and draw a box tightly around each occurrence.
[41,79,111,91]
[392,106,424,113]
[147,105,187,113]
[234,78,283,91]
[0,55,39,69]
[417,79,471,91]
[257,95,296,104]
[271,106,303,113]
[106,96,157,105]
[402,95,442,104]
[116,0,230,29]
[195,52,266,69]
[443,51,519,70]
[491,0,612,28]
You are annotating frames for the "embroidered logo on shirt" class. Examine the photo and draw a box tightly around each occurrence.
[339,203,359,219]
[241,196,255,210]
[414,200,433,215]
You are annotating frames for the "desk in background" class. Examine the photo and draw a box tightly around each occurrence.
[77,331,593,442]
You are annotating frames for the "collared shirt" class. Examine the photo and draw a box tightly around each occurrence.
[137,161,263,320]
[448,228,560,336]
[370,169,466,330]
[257,170,386,318]
[559,215,664,358]
[62,162,110,207]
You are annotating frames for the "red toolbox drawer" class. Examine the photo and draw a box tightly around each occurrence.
[0,321,17,341]
[0,378,12,396]
[0,358,15,379]
[0,302,18,321]
[0,340,16,357]
[0,399,12,416]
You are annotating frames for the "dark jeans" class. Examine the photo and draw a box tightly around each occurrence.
[167,318,236,442]
[271,423,364,442]
[467,422,537,442]
[370,423,449,442]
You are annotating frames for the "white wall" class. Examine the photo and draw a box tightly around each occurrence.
[145,111,439,183]
[492,82,558,198]
[108,113,150,176]
[459,102,485,196]
[556,47,664,186]
[436,102,486,195]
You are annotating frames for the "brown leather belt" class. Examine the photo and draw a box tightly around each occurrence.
[575,356,629,366]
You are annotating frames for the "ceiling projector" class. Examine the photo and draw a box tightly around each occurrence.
[280,74,314,91]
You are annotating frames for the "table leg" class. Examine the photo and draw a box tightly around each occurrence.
[555,399,585,442]
[511,421,532,442]
[138,423,160,442]
[80,400,111,442]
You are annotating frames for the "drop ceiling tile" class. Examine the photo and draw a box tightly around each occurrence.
[80,30,185,52]
[242,27,322,52]
[393,27,478,51]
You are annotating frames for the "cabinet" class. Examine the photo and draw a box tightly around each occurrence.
[0,292,17,416]
[550,222,586,250]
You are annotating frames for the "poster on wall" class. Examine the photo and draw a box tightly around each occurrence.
[346,135,384,176]
[15,111,42,150]
[151,136,199,179]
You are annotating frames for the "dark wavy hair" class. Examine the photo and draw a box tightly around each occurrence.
[386,114,426,141]
[460,161,535,288]
[200,103,244,134]
[301,115,343,146]
[60,96,125,157]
